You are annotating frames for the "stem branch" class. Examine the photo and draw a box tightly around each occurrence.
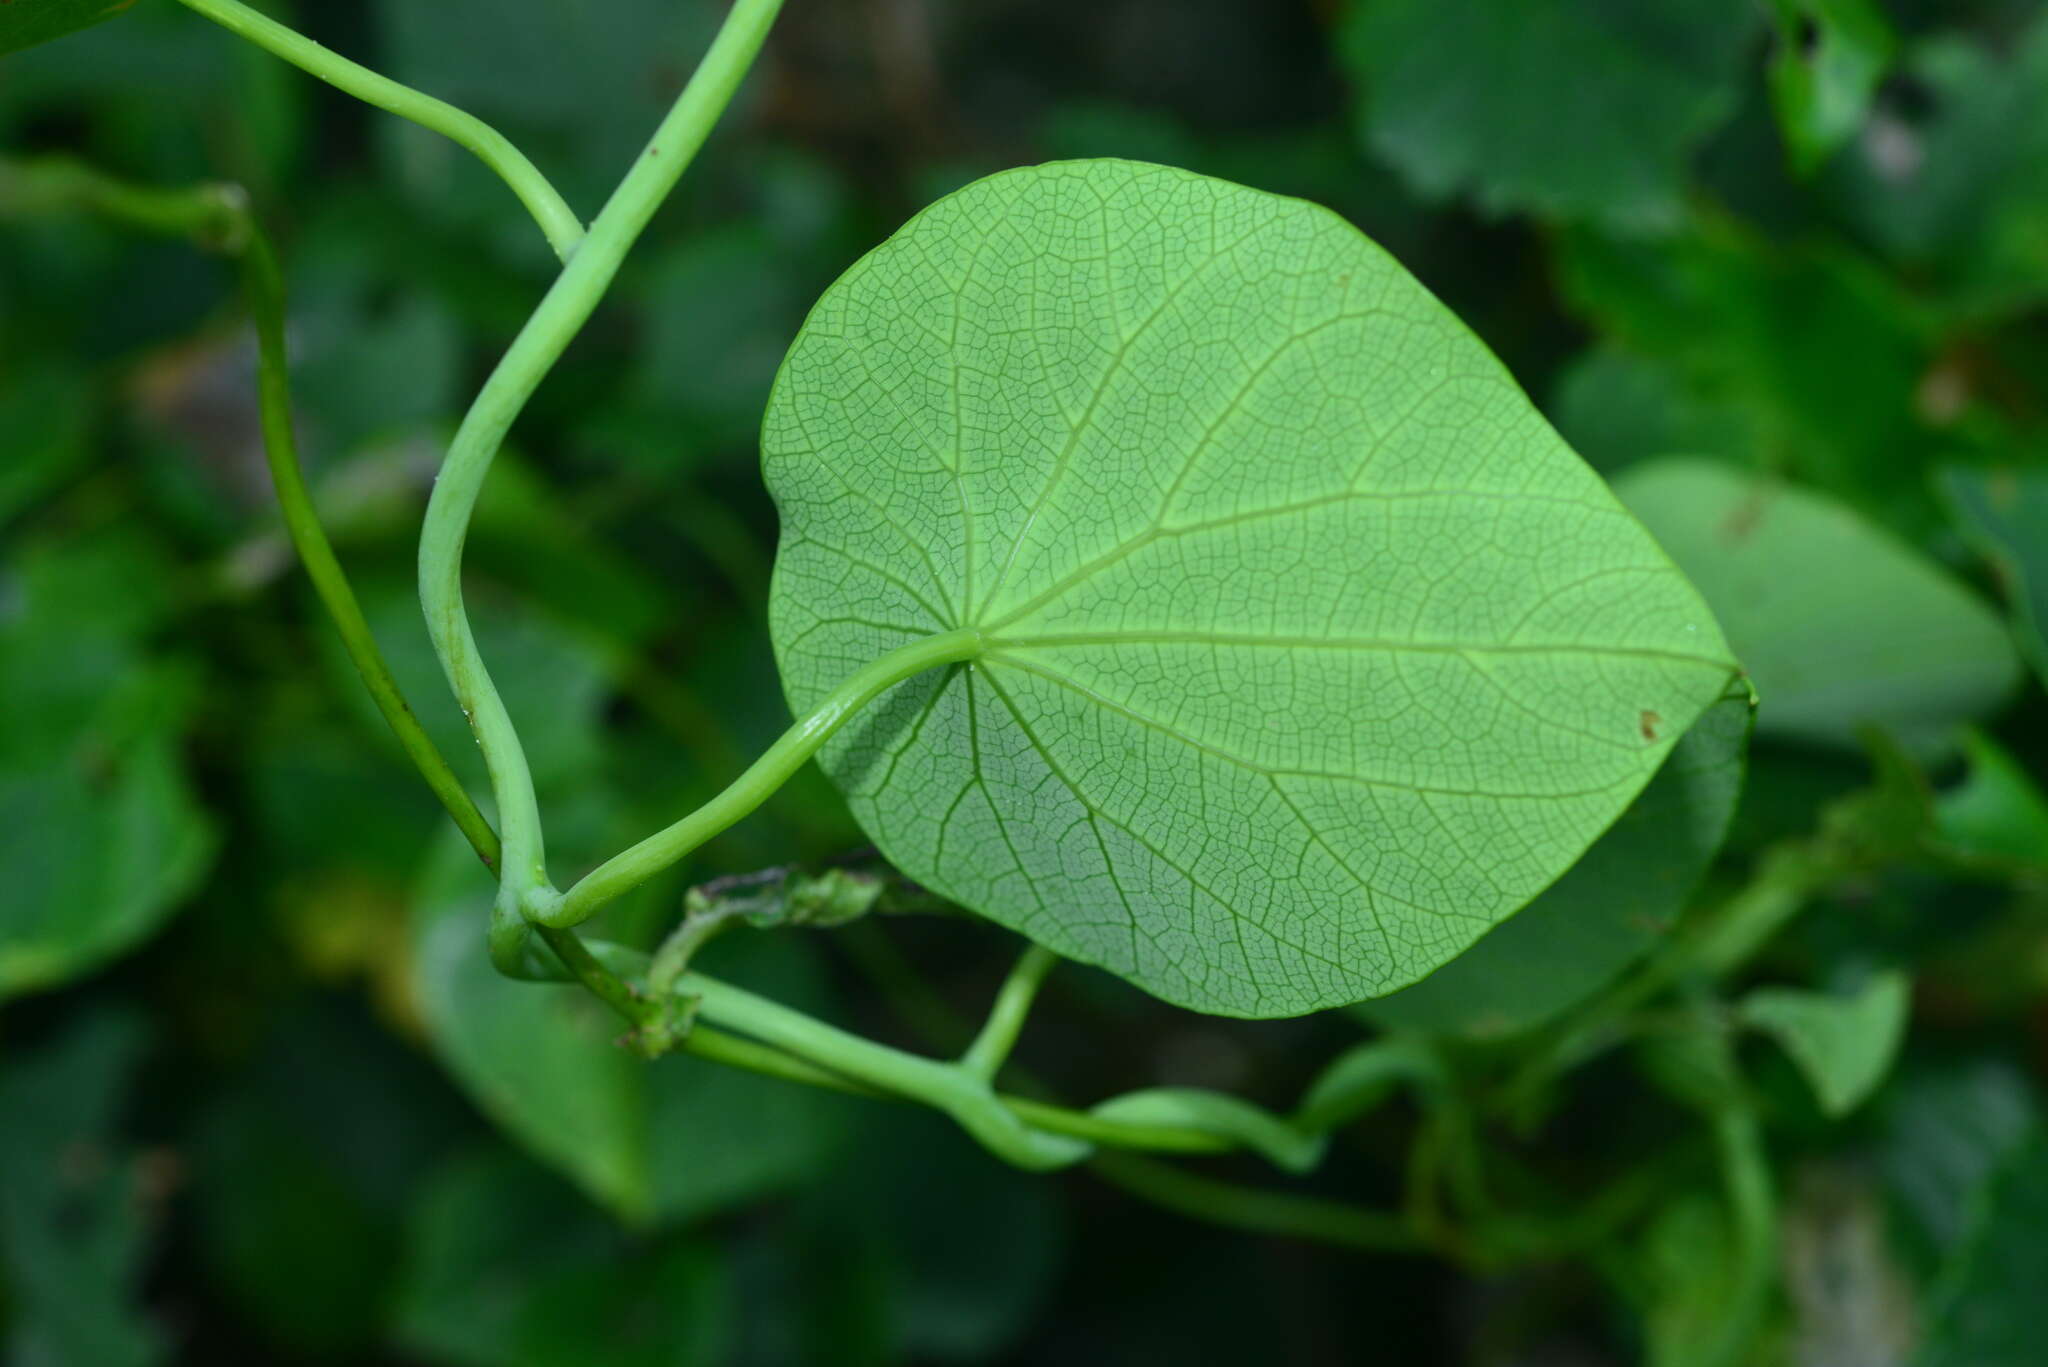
[546,630,983,927]
[174,0,583,260]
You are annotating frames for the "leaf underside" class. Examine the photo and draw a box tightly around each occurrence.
[765,159,1736,1017]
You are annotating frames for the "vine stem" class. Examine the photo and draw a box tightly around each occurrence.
[679,970,1091,1171]
[415,0,787,970]
[961,942,1060,1079]
[173,0,584,261]
[0,156,504,872]
[541,631,984,927]
[1091,1154,1426,1254]
[239,217,506,871]
[0,155,1315,1177]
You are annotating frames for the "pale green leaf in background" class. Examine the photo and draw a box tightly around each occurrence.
[1366,682,1750,1038]
[1766,0,1896,175]
[1934,729,2048,871]
[767,160,1737,1017]
[1740,970,1911,1117]
[1336,0,1754,230]
[1617,459,2019,754]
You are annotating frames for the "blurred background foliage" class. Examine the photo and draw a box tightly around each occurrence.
[3,0,2048,1362]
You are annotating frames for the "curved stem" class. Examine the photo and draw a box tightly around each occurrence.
[417,0,787,962]
[961,943,1060,1080]
[173,0,583,261]
[680,968,1090,1171]
[239,221,503,871]
[1092,1154,1425,1254]
[545,630,983,927]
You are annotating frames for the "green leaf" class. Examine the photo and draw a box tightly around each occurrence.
[1546,346,1752,475]
[1557,221,1933,515]
[1916,1135,2048,1367]
[766,160,1737,1017]
[1336,0,1754,230]
[0,361,92,521]
[1934,729,2048,871]
[1766,0,1896,175]
[188,1006,468,1357]
[0,731,217,999]
[1616,459,2019,755]
[799,1109,1068,1363]
[0,1011,164,1367]
[0,533,216,999]
[1877,1061,2042,1261]
[635,225,810,448]
[1833,18,2048,318]
[409,838,849,1224]
[0,0,137,58]
[1941,465,2048,687]
[395,1147,730,1367]
[1366,683,1751,1038]
[1739,970,1911,1117]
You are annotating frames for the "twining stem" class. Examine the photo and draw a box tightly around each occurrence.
[679,969,1091,1171]
[540,630,983,927]
[238,217,505,871]
[961,943,1060,1079]
[173,0,584,261]
[0,156,502,872]
[416,0,787,968]
[1091,1154,1426,1253]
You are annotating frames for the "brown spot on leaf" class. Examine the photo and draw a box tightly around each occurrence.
[1717,492,1767,546]
[1639,709,1662,743]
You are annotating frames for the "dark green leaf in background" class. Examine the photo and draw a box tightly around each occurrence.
[410,839,850,1224]
[0,1011,163,1367]
[1833,14,2048,319]
[0,0,136,59]
[1916,1135,2048,1367]
[395,1147,730,1367]
[1338,0,1755,230]
[1942,464,2048,687]
[0,532,216,999]
[1546,346,1752,475]
[1558,223,1933,515]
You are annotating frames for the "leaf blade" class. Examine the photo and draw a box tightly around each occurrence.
[768,160,1737,1017]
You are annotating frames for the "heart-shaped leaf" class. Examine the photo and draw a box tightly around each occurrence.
[766,160,1737,1017]
[0,0,137,58]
